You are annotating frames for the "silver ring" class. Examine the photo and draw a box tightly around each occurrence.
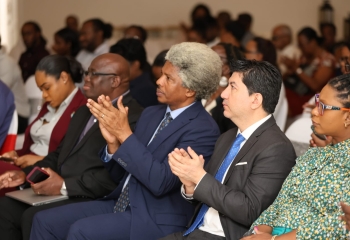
[101,114,105,119]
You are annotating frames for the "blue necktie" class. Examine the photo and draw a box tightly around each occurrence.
[184,134,245,236]
[114,112,173,213]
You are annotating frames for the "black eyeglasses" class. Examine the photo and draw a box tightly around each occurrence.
[83,71,117,78]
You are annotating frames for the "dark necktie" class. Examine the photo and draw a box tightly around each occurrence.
[113,112,173,213]
[77,115,96,142]
[183,134,245,236]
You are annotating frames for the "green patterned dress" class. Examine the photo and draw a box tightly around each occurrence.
[251,139,350,239]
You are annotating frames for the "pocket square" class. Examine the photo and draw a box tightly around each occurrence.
[235,162,247,166]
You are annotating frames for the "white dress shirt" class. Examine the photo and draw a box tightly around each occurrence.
[29,88,78,156]
[182,114,272,237]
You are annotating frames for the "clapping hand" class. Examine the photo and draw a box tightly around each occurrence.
[87,95,132,153]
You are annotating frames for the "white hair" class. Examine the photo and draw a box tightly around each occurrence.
[165,42,222,100]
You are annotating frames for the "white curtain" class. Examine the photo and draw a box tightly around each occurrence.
[0,0,19,53]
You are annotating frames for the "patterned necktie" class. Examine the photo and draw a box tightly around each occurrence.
[184,134,245,236]
[153,112,173,139]
[114,112,173,213]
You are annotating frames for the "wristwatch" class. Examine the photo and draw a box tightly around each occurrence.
[296,67,303,75]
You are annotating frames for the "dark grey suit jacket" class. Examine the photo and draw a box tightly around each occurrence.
[191,116,296,240]
[23,92,143,199]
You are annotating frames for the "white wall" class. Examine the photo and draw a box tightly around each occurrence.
[0,0,20,52]
[9,0,350,52]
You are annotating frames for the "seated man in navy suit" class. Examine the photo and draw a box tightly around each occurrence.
[30,42,222,240]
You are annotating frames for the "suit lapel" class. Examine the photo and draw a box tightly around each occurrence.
[58,106,91,163]
[147,115,189,153]
[223,116,277,184]
[67,94,133,156]
[147,102,202,153]
[70,118,99,155]
[206,129,238,176]
[136,106,166,147]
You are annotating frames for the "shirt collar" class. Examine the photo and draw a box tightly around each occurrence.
[165,101,196,120]
[238,114,272,140]
[109,90,130,105]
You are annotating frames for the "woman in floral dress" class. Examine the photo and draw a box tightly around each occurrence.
[242,73,350,240]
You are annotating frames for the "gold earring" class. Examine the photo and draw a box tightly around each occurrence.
[345,123,348,128]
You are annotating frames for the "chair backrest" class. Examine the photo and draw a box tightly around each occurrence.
[25,75,43,124]
[274,96,288,132]
[285,117,313,157]
[285,117,312,143]
[0,110,18,155]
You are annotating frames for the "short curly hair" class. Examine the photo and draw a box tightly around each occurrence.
[165,42,222,100]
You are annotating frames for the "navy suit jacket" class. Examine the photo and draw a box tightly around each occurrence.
[102,101,220,239]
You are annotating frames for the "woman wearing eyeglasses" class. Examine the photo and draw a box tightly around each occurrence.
[242,73,350,240]
[0,55,86,195]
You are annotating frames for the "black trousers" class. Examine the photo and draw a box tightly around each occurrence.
[0,196,90,240]
[160,229,226,240]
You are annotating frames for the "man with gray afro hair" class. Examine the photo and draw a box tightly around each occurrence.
[165,42,222,100]
[28,42,221,239]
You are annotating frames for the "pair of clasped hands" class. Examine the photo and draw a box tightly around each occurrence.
[86,95,133,154]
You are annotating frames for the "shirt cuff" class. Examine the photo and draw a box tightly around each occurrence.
[102,146,113,163]
[60,181,68,196]
[180,173,207,200]
[181,184,194,199]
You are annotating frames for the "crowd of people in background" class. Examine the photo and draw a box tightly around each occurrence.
[0,2,350,240]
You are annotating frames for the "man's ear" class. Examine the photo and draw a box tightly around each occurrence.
[251,93,263,110]
[111,76,121,88]
[185,88,196,98]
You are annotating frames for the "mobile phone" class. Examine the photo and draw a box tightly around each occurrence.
[26,166,49,184]
[0,156,15,163]
[311,125,327,140]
